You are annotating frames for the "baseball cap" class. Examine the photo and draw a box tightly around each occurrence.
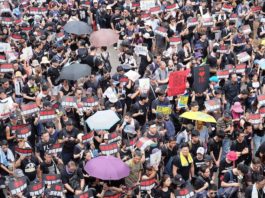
[197,147,205,155]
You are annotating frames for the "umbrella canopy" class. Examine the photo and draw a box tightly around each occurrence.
[58,63,91,81]
[90,29,119,47]
[64,21,92,35]
[86,110,120,130]
[85,156,130,180]
[180,111,216,123]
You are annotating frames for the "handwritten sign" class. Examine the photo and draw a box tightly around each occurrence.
[156,105,172,115]
[150,149,162,166]
[139,78,150,93]
[140,0,155,10]
[134,45,148,56]
[177,95,189,108]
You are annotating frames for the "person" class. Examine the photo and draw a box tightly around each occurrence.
[39,151,62,179]
[207,130,224,167]
[125,150,143,189]
[172,143,194,181]
[245,157,264,186]
[245,175,265,198]
[61,161,85,198]
[194,165,211,196]
[194,147,206,176]
[219,163,249,198]
[154,174,174,198]
[206,184,218,198]
[188,130,203,157]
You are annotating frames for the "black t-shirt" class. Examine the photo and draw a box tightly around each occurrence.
[131,101,148,126]
[47,67,60,86]
[194,175,209,190]
[206,55,217,69]
[223,170,238,183]
[230,140,248,164]
[189,141,202,157]
[40,160,57,175]
[20,156,39,181]
[161,145,178,165]
[208,138,222,160]
[22,84,37,103]
[36,138,55,160]
[61,168,84,192]
[194,158,206,176]
[254,129,264,137]
[173,155,192,181]
[219,159,233,179]
[245,185,265,198]
[59,128,79,153]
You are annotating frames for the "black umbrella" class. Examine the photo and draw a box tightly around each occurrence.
[58,63,91,81]
[63,21,92,35]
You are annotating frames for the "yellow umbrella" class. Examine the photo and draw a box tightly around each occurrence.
[180,111,216,123]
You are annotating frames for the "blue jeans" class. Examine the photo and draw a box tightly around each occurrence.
[222,137,231,160]
[253,134,265,154]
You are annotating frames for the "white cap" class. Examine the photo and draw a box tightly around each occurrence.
[197,147,205,155]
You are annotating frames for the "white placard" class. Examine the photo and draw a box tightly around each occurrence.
[150,150,162,166]
[134,45,148,56]
[140,0,155,11]
[139,78,150,93]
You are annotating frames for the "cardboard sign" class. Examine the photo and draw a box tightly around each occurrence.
[16,125,31,139]
[202,17,214,27]
[29,7,48,15]
[15,147,32,156]
[154,27,167,37]
[169,37,182,46]
[140,178,156,191]
[107,132,122,143]
[39,109,56,123]
[156,105,172,115]
[225,64,234,73]
[187,17,198,27]
[193,65,209,93]
[251,6,262,13]
[217,70,229,79]
[230,13,238,21]
[166,3,179,11]
[150,149,162,166]
[0,63,13,73]
[61,96,77,108]
[248,114,261,125]
[29,182,45,197]
[8,178,27,195]
[136,137,155,151]
[0,97,14,119]
[177,95,189,108]
[0,55,6,63]
[49,184,64,197]
[99,142,119,155]
[43,174,61,185]
[139,78,150,93]
[235,63,246,74]
[175,184,195,198]
[82,131,94,144]
[140,0,155,11]
[125,70,140,82]
[21,46,33,61]
[126,138,137,151]
[205,99,221,112]
[258,95,265,107]
[21,103,39,117]
[134,45,148,56]
[149,6,162,15]
[167,70,190,96]
[47,143,63,154]
[222,4,233,13]
[81,97,99,107]
[1,17,13,25]
[237,52,250,63]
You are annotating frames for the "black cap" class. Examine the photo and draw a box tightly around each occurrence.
[10,113,17,119]
[172,174,186,187]
[205,155,212,162]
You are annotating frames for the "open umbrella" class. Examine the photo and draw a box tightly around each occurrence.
[85,156,130,180]
[58,63,91,81]
[64,21,92,35]
[89,29,119,47]
[86,110,120,130]
[180,111,216,123]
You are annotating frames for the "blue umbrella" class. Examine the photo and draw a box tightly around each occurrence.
[86,110,120,130]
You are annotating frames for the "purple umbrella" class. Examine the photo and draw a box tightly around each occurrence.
[84,156,130,180]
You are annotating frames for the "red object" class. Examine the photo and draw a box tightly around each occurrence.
[167,70,190,96]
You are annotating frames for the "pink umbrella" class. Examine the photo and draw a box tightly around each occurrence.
[84,156,130,180]
[89,29,119,47]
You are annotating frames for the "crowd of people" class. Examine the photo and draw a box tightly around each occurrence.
[0,0,265,197]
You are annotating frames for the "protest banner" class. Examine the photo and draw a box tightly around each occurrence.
[167,69,190,96]
[47,143,63,154]
[187,17,198,27]
[248,114,261,125]
[259,107,265,117]
[169,37,182,46]
[166,3,179,11]
[141,13,150,20]
[235,63,246,74]
[156,105,172,115]
[140,0,155,11]
[154,27,167,37]
[39,109,56,123]
[82,131,94,144]
[225,64,234,73]
[217,70,229,79]
[0,63,14,73]
[0,96,14,119]
[49,184,64,197]
[222,4,233,13]
[15,147,32,156]
[21,103,39,117]
[108,132,122,143]
[177,95,189,108]
[149,6,162,15]
[16,124,31,139]
[29,182,45,197]
[218,45,229,54]
[251,6,262,13]
[202,17,214,27]
[61,96,77,108]
[100,142,119,155]
[205,99,221,112]
[43,174,61,185]
[0,42,11,52]
[140,178,156,191]
[139,78,150,93]
[230,13,238,21]
[136,137,155,151]
[150,149,162,166]
[8,178,27,195]
[193,65,209,93]
[237,52,250,63]
[134,45,148,56]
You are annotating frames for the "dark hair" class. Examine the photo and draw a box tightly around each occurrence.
[200,165,209,174]
[125,112,132,117]
[237,163,249,175]
[1,140,8,146]
[256,175,265,183]
[42,85,49,91]
[208,184,218,191]
[139,93,148,101]
[244,121,252,129]
[160,174,171,187]
[180,142,189,149]
[252,157,261,165]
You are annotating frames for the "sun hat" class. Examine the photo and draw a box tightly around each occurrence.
[231,102,244,113]
[31,59,40,67]
[227,151,238,161]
